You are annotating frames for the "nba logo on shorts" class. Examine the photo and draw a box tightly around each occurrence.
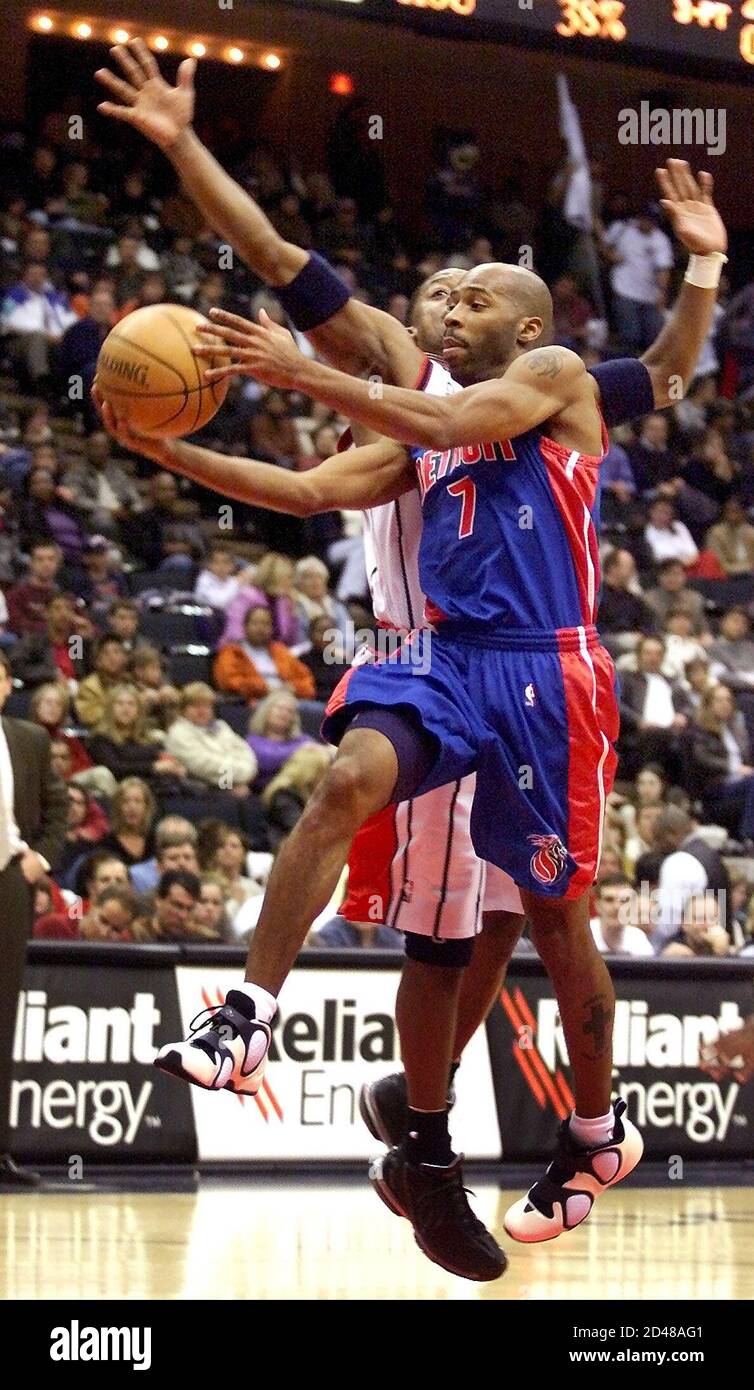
[524,682,536,707]
[528,833,568,885]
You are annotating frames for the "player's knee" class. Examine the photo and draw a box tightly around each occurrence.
[306,753,379,829]
[404,933,474,967]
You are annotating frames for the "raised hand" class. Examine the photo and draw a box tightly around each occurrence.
[194,308,305,390]
[95,37,195,151]
[656,158,728,257]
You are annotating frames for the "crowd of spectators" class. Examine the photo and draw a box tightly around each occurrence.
[2,101,754,955]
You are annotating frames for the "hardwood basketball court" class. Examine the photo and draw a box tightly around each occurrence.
[2,1175,752,1301]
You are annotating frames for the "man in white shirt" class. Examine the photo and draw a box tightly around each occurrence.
[0,261,77,385]
[590,873,654,956]
[652,806,731,952]
[601,209,674,352]
[644,497,699,568]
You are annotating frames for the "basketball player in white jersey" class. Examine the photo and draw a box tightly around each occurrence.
[96,37,727,1278]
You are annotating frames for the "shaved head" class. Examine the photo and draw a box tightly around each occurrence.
[442,261,554,383]
[458,264,553,340]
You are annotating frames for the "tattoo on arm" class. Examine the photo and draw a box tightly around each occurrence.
[526,349,564,381]
[581,993,614,1060]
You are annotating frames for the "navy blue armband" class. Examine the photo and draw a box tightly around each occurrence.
[589,358,655,429]
[275,252,351,332]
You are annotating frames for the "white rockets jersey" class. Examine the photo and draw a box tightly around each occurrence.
[341,353,524,929]
[362,356,461,629]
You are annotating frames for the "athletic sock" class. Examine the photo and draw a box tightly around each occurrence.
[569,1109,614,1150]
[406,1107,454,1167]
[232,982,277,1024]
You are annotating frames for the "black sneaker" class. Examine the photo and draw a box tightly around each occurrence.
[369,1145,507,1282]
[359,1071,457,1148]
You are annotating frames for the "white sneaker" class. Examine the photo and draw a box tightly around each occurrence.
[503,1099,643,1243]
[154,990,271,1096]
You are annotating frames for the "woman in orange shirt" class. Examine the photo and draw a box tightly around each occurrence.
[213,605,315,704]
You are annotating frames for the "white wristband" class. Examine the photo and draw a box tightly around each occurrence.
[684,252,728,289]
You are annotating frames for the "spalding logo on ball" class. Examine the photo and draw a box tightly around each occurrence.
[94,302,230,438]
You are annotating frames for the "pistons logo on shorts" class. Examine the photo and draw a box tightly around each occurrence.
[528,834,568,886]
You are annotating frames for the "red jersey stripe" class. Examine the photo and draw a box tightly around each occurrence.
[556,640,618,900]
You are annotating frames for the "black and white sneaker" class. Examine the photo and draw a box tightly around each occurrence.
[359,1071,456,1148]
[154,990,271,1096]
[369,1145,506,1282]
[504,1099,643,1243]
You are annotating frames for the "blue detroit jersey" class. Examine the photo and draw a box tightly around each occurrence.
[413,420,605,633]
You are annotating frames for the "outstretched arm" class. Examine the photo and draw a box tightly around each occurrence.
[640,161,728,406]
[197,315,588,450]
[96,39,306,286]
[94,395,414,515]
[95,39,422,384]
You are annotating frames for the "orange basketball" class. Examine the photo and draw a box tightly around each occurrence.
[95,303,230,438]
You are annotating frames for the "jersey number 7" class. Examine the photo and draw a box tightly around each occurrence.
[447,477,476,539]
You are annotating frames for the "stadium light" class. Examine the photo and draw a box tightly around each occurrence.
[329,72,354,96]
[27,17,285,69]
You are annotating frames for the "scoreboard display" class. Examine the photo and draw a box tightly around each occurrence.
[275,0,754,71]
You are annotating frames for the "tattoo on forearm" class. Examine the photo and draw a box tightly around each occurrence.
[527,349,563,380]
[581,993,614,1060]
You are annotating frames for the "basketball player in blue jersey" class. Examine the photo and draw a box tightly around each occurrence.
[94,44,728,1279]
[189,242,730,1250]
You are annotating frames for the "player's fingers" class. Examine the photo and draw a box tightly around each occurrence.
[200,365,238,384]
[655,168,674,201]
[207,307,256,333]
[665,158,692,202]
[698,170,714,204]
[97,103,140,126]
[195,320,235,341]
[111,44,145,89]
[676,159,700,202]
[178,58,197,88]
[194,335,227,355]
[196,324,257,349]
[95,69,138,104]
[129,36,160,79]
[100,400,118,433]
